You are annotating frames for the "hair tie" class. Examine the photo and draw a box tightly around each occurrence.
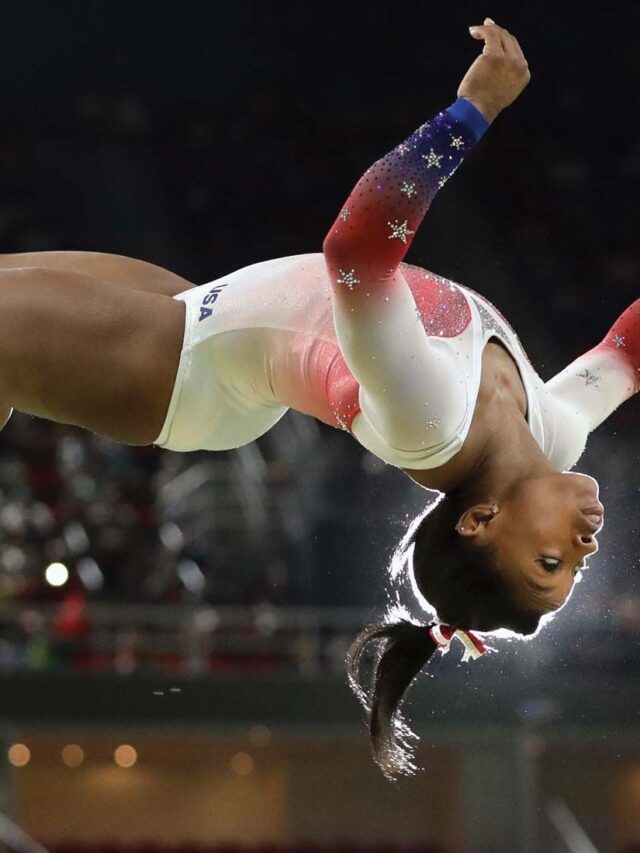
[429,622,494,662]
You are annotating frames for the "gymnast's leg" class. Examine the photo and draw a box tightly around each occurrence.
[0,266,185,445]
[0,251,195,297]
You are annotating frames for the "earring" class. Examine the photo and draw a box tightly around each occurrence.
[491,503,500,515]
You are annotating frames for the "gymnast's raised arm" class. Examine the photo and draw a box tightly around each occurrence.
[321,19,530,451]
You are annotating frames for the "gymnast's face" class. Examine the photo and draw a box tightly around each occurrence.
[459,472,602,613]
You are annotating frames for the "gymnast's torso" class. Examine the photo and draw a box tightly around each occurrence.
[153,251,634,473]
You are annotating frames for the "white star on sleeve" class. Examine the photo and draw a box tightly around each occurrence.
[422,149,443,169]
[336,268,360,290]
[387,220,415,244]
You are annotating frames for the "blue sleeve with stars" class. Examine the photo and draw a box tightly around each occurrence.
[322,97,488,287]
[321,99,490,458]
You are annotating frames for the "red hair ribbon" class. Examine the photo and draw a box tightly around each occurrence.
[429,622,491,662]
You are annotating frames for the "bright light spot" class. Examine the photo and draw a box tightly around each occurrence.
[45,562,69,587]
[114,745,137,768]
[8,744,30,767]
[248,725,271,747]
[61,744,84,768]
[230,752,253,776]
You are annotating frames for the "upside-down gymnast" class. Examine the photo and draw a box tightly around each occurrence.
[0,19,638,777]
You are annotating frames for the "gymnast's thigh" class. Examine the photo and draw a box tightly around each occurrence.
[0,250,195,297]
[0,266,185,445]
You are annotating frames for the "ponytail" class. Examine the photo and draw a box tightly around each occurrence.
[346,619,438,780]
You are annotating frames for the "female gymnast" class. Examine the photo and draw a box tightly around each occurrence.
[0,19,638,777]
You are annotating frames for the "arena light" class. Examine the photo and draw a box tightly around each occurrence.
[230,752,253,776]
[45,562,69,587]
[7,744,30,767]
[114,745,137,768]
[1,504,25,534]
[193,608,219,632]
[1,545,26,573]
[77,557,103,591]
[63,521,90,554]
[248,725,271,747]
[61,744,84,768]
[159,522,184,552]
[177,558,206,594]
[30,502,55,535]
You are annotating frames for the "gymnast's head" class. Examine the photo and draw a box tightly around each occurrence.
[347,470,603,779]
[451,469,601,615]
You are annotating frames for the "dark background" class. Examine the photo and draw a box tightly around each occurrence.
[0,0,638,722]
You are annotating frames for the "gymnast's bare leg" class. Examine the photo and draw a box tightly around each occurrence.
[0,251,194,297]
[0,262,189,445]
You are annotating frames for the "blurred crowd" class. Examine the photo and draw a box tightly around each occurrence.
[0,82,638,671]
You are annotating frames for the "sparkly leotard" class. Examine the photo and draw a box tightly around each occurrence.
[154,99,640,471]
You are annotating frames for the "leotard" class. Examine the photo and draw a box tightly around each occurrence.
[154,99,640,471]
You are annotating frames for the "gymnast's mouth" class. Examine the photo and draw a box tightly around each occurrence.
[581,506,604,533]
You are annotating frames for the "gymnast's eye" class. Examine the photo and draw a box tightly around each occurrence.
[539,557,586,575]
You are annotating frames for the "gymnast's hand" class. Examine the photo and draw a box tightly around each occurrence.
[457,18,530,122]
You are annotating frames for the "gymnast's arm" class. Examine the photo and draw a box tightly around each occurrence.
[322,20,530,451]
[545,300,640,469]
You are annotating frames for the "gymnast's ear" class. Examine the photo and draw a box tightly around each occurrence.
[455,504,499,538]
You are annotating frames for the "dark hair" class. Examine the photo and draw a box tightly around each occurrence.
[347,490,543,780]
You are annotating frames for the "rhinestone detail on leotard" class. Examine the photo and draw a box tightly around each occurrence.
[473,300,510,346]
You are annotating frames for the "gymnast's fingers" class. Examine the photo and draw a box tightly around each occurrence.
[489,20,530,79]
[503,30,529,72]
[469,22,505,58]
[479,18,520,60]
[475,18,529,77]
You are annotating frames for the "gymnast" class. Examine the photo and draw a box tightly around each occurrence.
[0,19,637,777]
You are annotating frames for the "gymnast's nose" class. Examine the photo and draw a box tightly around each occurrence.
[576,533,598,556]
